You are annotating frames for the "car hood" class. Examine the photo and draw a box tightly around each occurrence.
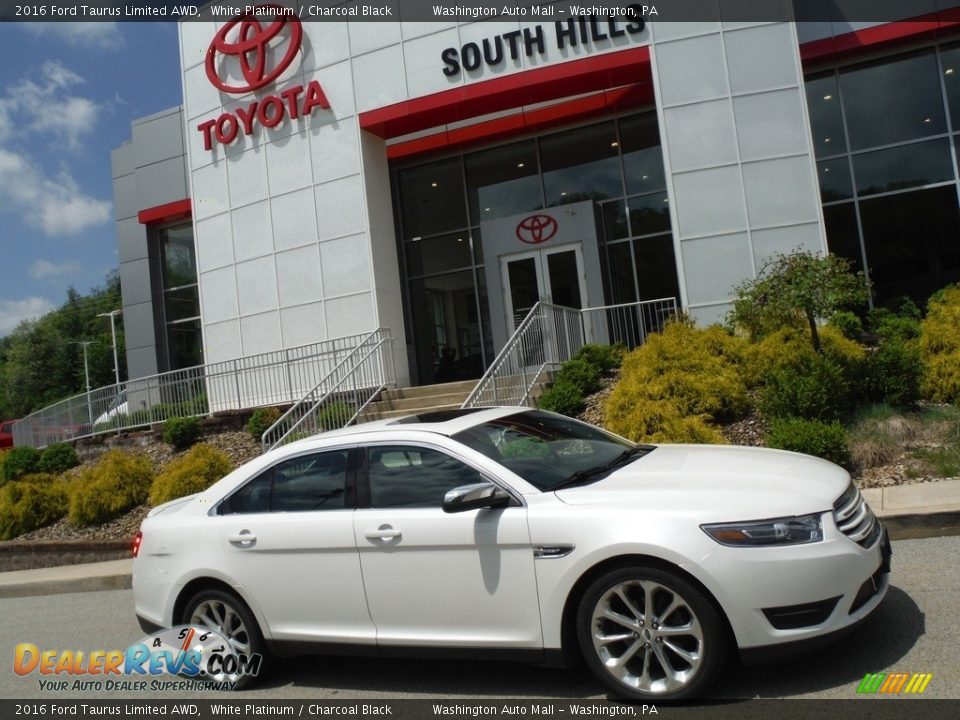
[554,444,849,520]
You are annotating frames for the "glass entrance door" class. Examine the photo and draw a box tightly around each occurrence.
[501,245,587,330]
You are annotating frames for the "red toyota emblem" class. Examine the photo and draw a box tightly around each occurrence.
[205,5,303,94]
[516,214,558,244]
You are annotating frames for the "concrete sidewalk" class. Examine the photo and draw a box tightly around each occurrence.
[2,479,959,599]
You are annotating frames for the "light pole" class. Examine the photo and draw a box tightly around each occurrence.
[97,309,122,387]
[69,340,96,425]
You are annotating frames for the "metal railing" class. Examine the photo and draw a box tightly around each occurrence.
[11,331,384,449]
[462,298,678,409]
[261,328,395,451]
[462,302,584,409]
[580,297,679,349]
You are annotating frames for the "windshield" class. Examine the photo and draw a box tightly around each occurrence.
[452,410,653,491]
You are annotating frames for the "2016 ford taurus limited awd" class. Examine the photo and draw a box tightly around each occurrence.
[132,407,890,700]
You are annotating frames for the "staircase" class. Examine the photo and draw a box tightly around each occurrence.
[358,375,554,422]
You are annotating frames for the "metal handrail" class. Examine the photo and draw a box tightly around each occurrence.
[11,330,381,449]
[462,297,679,409]
[261,328,395,451]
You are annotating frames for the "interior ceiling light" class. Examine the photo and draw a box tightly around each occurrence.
[431,182,438,187]
[823,94,832,100]
[947,68,955,75]
[517,162,525,168]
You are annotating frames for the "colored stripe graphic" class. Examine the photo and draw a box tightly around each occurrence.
[857,672,933,694]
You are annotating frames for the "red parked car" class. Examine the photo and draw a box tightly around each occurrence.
[0,420,16,449]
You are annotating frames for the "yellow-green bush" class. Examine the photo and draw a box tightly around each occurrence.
[920,285,960,403]
[68,450,154,526]
[150,443,233,506]
[742,325,865,388]
[0,474,68,540]
[605,322,748,443]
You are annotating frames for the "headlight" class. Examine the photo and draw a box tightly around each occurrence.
[701,513,823,547]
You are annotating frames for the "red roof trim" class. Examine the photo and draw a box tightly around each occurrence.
[137,199,192,226]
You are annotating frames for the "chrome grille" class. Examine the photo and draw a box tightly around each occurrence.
[833,483,881,548]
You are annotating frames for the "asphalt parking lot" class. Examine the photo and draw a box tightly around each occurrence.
[2,535,957,709]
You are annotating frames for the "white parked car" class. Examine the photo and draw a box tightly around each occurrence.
[133,407,890,700]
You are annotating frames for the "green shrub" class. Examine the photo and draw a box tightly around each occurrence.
[538,379,586,417]
[920,284,960,403]
[576,344,625,373]
[150,444,234,505]
[317,401,354,431]
[68,450,154,526]
[862,339,922,408]
[2,446,41,483]
[766,418,851,467]
[163,416,201,450]
[828,311,864,341]
[759,353,852,422]
[247,407,282,440]
[0,474,68,540]
[556,357,602,395]
[605,322,748,443]
[37,443,80,475]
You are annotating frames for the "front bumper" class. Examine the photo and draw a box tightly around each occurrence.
[691,519,891,652]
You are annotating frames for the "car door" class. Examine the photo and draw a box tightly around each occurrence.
[217,446,376,645]
[354,442,543,650]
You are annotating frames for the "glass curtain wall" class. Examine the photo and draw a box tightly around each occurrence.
[807,46,960,304]
[158,223,203,370]
[394,111,679,385]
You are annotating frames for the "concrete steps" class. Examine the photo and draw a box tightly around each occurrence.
[358,379,478,422]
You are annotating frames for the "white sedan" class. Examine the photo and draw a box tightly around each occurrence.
[132,407,890,700]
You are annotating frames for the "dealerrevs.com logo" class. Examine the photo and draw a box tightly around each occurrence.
[14,626,261,692]
[197,4,331,151]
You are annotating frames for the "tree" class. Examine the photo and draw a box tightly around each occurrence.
[728,251,870,354]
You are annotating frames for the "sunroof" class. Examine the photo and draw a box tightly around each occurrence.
[390,408,488,424]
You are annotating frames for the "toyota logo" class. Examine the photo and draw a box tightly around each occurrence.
[516,215,559,244]
[205,5,303,94]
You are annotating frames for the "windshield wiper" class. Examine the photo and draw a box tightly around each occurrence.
[552,446,653,490]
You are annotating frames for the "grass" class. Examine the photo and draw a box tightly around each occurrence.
[846,403,960,476]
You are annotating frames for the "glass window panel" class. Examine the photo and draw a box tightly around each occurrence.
[823,203,865,276]
[619,112,667,194]
[546,250,583,309]
[632,234,680,302]
[840,51,946,151]
[398,159,467,239]
[942,44,960,126]
[471,227,484,265]
[601,200,628,241]
[817,158,853,202]
[405,232,473,277]
[160,223,197,289]
[167,318,203,370]
[368,446,484,509]
[853,138,953,196]
[465,140,542,223]
[606,241,637,304]
[475,267,494,371]
[164,285,200,323]
[805,73,847,157]
[408,270,481,384]
[859,186,960,304]
[219,472,272,515]
[506,257,540,327]
[271,451,349,512]
[628,192,671,236]
[541,121,621,206]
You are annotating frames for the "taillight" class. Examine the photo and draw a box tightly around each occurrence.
[131,530,142,558]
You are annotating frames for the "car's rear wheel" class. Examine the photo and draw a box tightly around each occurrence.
[182,588,267,689]
[576,565,727,701]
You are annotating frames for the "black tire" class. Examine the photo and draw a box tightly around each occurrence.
[182,588,268,690]
[576,565,727,702]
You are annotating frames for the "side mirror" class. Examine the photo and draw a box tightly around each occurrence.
[443,482,512,514]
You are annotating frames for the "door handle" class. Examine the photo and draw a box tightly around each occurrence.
[365,525,402,542]
[228,530,257,546]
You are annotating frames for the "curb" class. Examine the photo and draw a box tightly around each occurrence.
[1,509,958,598]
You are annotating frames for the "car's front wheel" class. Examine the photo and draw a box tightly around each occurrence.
[182,588,267,689]
[576,565,727,701]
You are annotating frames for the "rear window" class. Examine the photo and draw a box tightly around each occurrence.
[1,423,12,434]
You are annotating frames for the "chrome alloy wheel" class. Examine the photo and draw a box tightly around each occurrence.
[590,579,705,694]
[189,598,252,654]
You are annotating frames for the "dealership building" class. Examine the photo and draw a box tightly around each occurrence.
[112,4,960,391]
